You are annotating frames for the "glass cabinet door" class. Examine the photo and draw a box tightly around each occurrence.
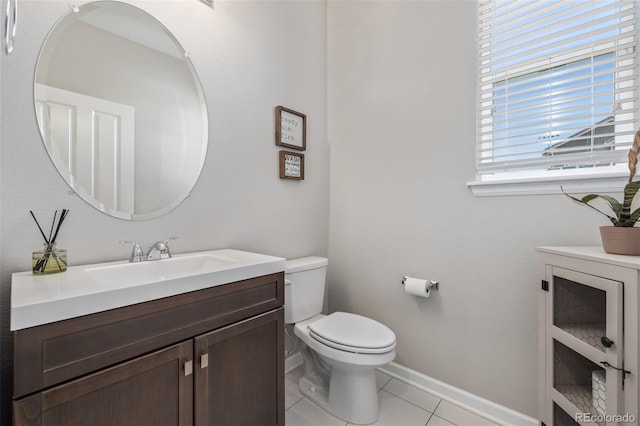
[544,266,623,426]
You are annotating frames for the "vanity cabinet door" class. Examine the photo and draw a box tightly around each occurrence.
[194,308,284,426]
[13,340,193,426]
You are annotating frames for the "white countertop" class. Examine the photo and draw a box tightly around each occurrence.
[537,246,640,269]
[11,249,286,331]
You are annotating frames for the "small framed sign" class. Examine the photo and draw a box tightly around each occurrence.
[279,150,305,180]
[275,106,306,151]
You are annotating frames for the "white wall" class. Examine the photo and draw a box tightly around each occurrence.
[327,0,606,417]
[0,1,327,421]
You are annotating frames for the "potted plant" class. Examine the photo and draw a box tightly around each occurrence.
[563,129,640,255]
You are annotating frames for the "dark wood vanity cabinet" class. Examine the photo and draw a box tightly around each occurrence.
[13,273,285,426]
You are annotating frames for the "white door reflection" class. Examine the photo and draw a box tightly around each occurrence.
[36,84,135,219]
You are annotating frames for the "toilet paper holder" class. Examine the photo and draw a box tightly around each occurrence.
[401,276,439,290]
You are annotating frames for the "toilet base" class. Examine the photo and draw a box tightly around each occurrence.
[298,367,380,425]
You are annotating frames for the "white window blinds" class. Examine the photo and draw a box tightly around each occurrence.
[477,0,637,175]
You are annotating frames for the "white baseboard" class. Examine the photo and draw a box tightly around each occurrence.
[378,362,538,426]
[285,351,303,373]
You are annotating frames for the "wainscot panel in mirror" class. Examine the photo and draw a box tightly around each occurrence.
[35,1,208,220]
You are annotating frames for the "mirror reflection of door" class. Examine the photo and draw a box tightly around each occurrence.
[36,84,135,218]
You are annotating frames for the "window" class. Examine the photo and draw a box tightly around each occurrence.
[472,0,637,195]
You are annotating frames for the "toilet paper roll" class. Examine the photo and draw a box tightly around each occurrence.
[404,277,430,298]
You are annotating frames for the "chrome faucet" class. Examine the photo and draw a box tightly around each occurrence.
[147,237,177,261]
[119,241,146,263]
[120,237,177,262]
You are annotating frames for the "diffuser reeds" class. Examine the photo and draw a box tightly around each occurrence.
[30,209,69,274]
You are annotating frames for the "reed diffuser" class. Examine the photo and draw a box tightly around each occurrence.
[30,209,69,275]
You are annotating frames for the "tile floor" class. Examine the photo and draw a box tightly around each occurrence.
[285,366,501,426]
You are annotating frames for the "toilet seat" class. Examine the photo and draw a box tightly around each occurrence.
[308,312,396,354]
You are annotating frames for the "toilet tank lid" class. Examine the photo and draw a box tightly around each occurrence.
[285,256,328,273]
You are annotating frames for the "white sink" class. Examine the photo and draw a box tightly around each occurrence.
[11,249,286,330]
[85,252,238,286]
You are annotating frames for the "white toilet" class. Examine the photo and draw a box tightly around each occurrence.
[285,256,396,425]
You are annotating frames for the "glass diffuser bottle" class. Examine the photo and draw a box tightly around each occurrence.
[32,243,67,275]
[30,209,69,275]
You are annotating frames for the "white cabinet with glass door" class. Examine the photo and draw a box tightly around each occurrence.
[538,247,639,426]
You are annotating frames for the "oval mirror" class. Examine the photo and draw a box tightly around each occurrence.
[34,1,208,220]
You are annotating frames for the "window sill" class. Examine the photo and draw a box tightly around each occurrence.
[467,173,629,197]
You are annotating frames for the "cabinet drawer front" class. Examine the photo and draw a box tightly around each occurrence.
[14,272,283,398]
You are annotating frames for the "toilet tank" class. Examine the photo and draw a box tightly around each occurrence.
[284,256,328,324]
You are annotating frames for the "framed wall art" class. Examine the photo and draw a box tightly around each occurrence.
[279,150,305,180]
[275,106,306,151]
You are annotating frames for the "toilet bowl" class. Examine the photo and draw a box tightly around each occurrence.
[294,312,396,424]
[285,257,396,424]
